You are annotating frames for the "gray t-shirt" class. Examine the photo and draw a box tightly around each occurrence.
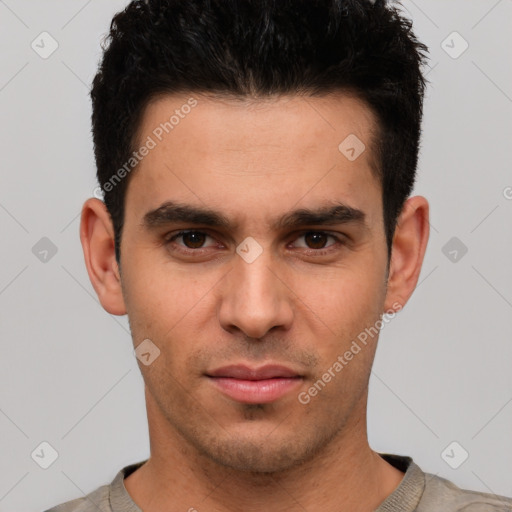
[44,453,512,511]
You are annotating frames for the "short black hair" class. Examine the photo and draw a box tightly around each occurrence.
[91,0,429,263]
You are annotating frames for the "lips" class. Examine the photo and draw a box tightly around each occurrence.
[207,364,301,380]
[206,364,303,404]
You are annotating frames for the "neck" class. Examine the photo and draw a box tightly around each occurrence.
[125,389,404,512]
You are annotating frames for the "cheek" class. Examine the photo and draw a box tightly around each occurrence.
[290,270,386,389]
[300,276,382,394]
[122,246,213,323]
[294,262,385,329]
[121,261,223,376]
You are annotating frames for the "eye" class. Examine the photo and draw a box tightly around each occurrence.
[291,231,341,252]
[166,230,218,252]
[292,231,334,249]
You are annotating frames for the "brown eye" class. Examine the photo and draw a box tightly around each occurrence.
[303,232,329,249]
[166,230,216,252]
[290,231,342,255]
[180,231,207,249]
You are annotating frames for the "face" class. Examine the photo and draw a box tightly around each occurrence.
[102,92,402,473]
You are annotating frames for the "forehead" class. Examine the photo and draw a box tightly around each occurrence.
[126,92,382,230]
[137,91,379,169]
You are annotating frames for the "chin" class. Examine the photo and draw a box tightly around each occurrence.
[194,431,321,475]
[210,447,304,474]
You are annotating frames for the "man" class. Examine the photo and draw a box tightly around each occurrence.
[46,0,512,511]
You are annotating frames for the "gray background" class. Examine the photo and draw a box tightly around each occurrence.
[0,1,511,511]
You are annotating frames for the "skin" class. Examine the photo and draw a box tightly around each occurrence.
[80,92,429,512]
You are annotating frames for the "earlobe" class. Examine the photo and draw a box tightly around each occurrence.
[383,196,430,313]
[80,198,127,315]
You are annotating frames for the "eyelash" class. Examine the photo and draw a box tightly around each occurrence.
[164,230,345,257]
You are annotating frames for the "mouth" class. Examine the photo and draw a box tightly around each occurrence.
[206,364,304,404]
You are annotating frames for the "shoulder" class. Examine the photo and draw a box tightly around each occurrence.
[43,459,147,512]
[378,453,512,512]
[418,471,512,511]
[44,483,110,512]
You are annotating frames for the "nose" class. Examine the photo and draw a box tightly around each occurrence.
[217,247,294,339]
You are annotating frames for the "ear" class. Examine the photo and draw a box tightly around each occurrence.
[79,198,127,315]
[383,195,430,313]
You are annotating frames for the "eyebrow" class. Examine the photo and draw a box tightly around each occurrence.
[142,200,367,232]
